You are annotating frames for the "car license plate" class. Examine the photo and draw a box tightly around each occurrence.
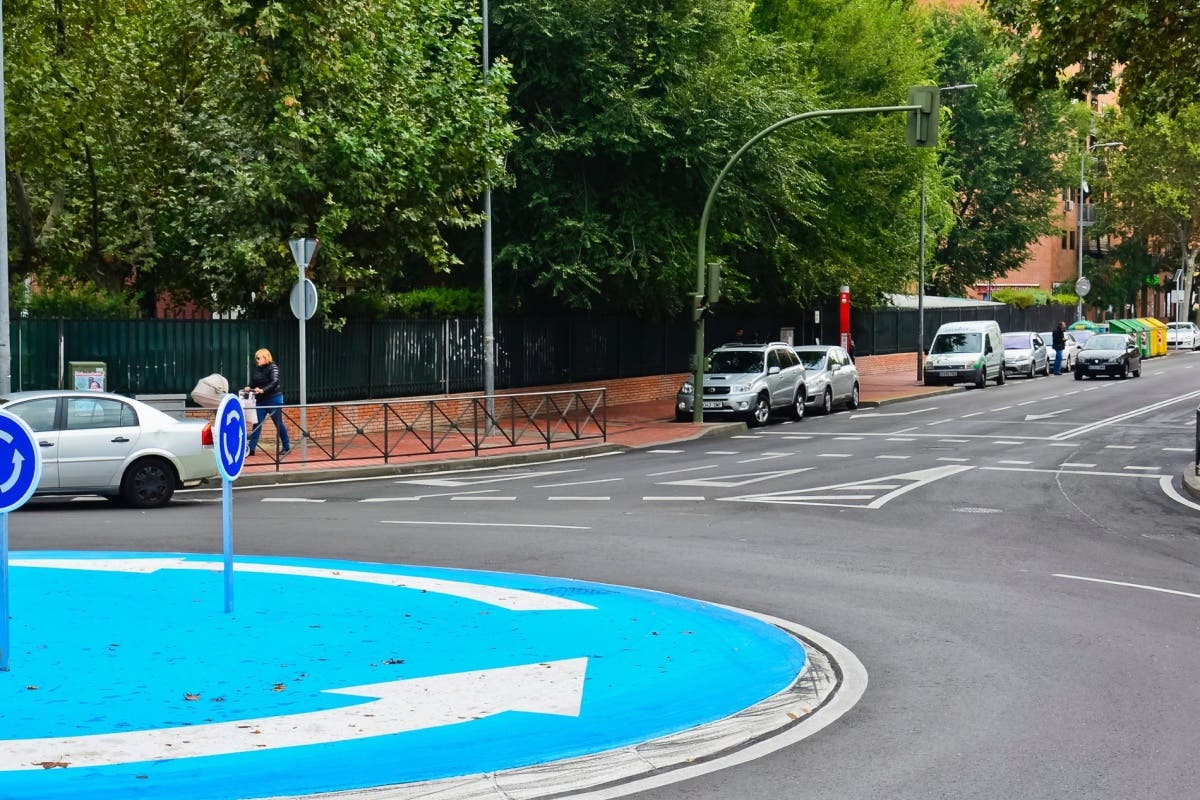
[702,400,723,410]
[1087,364,1103,370]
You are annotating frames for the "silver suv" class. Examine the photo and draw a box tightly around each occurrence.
[675,342,807,426]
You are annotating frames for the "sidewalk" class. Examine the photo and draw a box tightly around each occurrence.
[234,368,962,486]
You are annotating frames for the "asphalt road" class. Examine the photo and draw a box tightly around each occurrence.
[12,351,1200,800]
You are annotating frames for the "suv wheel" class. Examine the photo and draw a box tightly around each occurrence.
[789,389,805,421]
[748,394,771,427]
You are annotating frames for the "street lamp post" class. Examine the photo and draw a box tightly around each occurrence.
[1077,140,1122,322]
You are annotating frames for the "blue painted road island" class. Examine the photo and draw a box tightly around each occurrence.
[0,552,809,800]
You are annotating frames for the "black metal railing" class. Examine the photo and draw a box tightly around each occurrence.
[247,389,607,471]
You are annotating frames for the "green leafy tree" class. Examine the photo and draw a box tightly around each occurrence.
[986,0,1200,117]
[925,7,1071,295]
[1094,104,1200,322]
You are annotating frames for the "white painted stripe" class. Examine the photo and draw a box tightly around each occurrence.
[992,440,1023,445]
[817,453,853,458]
[936,457,970,462]
[927,419,953,426]
[361,489,496,503]
[1052,389,1200,440]
[996,460,1032,465]
[705,450,739,455]
[643,496,706,501]
[731,435,763,439]
[961,411,984,418]
[886,437,916,442]
[876,455,910,460]
[990,406,1012,412]
[1059,462,1096,468]
[1104,445,1136,449]
[647,449,684,454]
[834,436,863,441]
[938,438,968,443]
[261,497,326,503]
[1017,400,1036,406]
[736,453,791,463]
[1122,466,1161,471]
[383,520,590,530]
[982,466,1163,479]
[534,477,623,488]
[453,496,517,501]
[1160,475,1200,510]
[647,464,718,476]
[1054,573,1200,601]
[1046,443,1077,448]
[548,496,611,501]
[1163,447,1192,452]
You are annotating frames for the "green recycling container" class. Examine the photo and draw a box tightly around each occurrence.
[1106,319,1151,358]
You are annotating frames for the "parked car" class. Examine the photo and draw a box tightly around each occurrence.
[0,390,218,507]
[1002,331,1050,378]
[1040,330,1081,372]
[1166,321,1200,350]
[1074,334,1142,380]
[923,320,1005,387]
[794,345,860,413]
[675,342,806,426]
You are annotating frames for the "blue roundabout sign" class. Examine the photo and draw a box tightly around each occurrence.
[214,394,246,481]
[0,412,40,514]
[0,552,817,799]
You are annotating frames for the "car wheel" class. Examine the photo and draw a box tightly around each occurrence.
[1043,358,1052,376]
[1074,370,1083,381]
[120,457,177,508]
[847,382,860,410]
[789,389,805,421]
[1028,361,1036,379]
[974,367,987,389]
[747,394,771,427]
[821,387,833,414]
[1119,360,1130,380]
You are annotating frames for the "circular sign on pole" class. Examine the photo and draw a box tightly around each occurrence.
[0,411,41,513]
[1076,277,1092,297]
[214,394,247,481]
[290,278,319,321]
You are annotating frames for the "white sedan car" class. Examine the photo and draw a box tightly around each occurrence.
[794,345,861,413]
[0,390,217,507]
[1166,321,1200,350]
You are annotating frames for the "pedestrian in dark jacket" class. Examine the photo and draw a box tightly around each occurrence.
[244,348,292,456]
[1052,321,1067,375]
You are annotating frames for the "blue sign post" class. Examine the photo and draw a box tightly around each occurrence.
[0,411,42,671]
[214,394,247,613]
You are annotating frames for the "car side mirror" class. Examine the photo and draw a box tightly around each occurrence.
[768,366,781,375]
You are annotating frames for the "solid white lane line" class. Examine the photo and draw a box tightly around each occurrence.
[1054,573,1200,601]
[983,466,1162,479]
[647,464,718,476]
[643,496,706,501]
[535,477,623,488]
[383,520,590,530]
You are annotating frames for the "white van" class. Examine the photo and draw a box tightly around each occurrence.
[924,320,1005,388]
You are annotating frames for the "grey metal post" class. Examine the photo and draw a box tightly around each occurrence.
[482,0,496,423]
[0,3,11,395]
[917,169,926,382]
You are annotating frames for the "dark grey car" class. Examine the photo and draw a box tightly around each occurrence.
[1074,334,1142,380]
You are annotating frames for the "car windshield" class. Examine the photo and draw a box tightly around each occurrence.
[930,332,981,354]
[795,351,828,369]
[1084,334,1128,350]
[1002,333,1031,349]
[707,350,764,374]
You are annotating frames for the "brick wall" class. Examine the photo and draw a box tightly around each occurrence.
[852,352,915,376]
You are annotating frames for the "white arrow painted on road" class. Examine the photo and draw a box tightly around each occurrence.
[1023,408,1071,422]
[0,657,588,771]
[10,558,595,611]
[723,465,973,509]
[661,467,814,488]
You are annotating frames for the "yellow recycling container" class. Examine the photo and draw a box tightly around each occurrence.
[1137,318,1168,357]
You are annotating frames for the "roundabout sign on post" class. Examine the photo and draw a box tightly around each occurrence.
[214,394,247,612]
[0,410,42,670]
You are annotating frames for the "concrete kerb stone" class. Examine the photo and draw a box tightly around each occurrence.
[1183,468,1200,503]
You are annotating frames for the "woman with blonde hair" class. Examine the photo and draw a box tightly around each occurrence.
[244,348,292,456]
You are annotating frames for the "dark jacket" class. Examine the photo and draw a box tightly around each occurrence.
[251,362,282,396]
[1052,327,1066,351]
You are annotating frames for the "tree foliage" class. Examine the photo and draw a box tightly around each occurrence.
[986,0,1200,117]
[925,7,1071,295]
